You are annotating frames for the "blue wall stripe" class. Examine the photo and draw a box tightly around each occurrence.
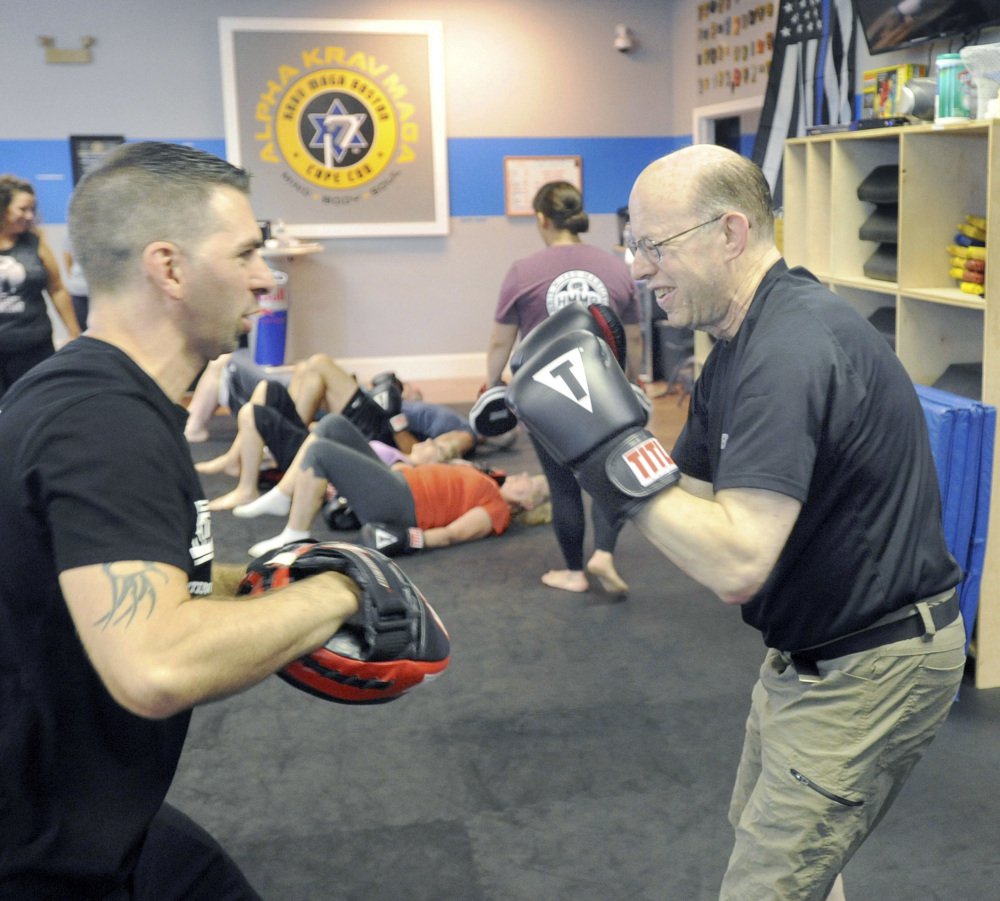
[0,139,227,225]
[0,140,77,225]
[1,136,690,224]
[446,135,691,217]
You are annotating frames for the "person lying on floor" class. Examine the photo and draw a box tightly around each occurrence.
[281,351,513,457]
[238,413,550,559]
[198,372,477,511]
[184,350,428,443]
[184,350,280,443]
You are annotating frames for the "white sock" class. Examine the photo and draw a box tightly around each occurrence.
[233,487,292,519]
[248,528,311,559]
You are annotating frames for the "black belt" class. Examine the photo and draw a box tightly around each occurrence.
[790,591,960,665]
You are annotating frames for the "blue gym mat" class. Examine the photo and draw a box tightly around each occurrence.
[916,385,995,648]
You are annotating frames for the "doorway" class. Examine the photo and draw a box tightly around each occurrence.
[691,96,764,156]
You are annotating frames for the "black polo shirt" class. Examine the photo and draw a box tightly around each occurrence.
[673,261,960,649]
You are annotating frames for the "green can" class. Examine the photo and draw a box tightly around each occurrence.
[935,53,970,124]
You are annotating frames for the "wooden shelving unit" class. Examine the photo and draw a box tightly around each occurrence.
[784,121,1000,689]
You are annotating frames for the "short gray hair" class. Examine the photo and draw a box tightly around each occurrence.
[689,151,775,241]
[69,141,251,294]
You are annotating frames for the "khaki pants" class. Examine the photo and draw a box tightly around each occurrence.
[720,613,966,900]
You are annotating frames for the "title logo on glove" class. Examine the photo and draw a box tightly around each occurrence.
[530,347,594,413]
[622,436,675,488]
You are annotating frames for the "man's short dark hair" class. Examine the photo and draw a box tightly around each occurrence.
[69,141,252,294]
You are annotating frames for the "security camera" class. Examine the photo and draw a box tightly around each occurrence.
[614,24,635,53]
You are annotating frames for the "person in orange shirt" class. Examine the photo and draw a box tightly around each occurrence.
[237,413,549,559]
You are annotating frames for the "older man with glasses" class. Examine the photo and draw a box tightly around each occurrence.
[508,143,965,901]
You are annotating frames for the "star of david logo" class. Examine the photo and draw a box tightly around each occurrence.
[307,98,369,166]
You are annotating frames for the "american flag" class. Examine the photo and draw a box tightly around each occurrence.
[751,0,857,209]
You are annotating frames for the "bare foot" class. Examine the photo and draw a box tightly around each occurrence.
[195,454,240,477]
[207,488,259,511]
[541,569,589,592]
[586,551,629,595]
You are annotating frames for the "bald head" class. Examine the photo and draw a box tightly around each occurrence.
[630,145,776,246]
[626,145,782,339]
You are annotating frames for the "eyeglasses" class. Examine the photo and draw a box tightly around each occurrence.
[626,213,725,265]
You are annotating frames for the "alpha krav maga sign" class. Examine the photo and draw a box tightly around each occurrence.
[219,18,449,237]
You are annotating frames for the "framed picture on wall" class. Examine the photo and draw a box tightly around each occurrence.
[219,17,449,238]
[69,135,125,186]
[503,155,583,216]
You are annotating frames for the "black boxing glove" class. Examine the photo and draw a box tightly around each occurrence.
[506,329,679,524]
[237,541,449,704]
[631,381,652,426]
[509,302,627,374]
[369,371,408,433]
[322,496,361,531]
[359,521,425,556]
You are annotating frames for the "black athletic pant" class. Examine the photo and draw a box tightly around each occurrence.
[251,381,311,470]
[115,803,260,900]
[253,382,397,471]
[528,430,620,571]
[304,414,417,528]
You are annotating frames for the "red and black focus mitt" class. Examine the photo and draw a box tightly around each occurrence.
[237,541,451,704]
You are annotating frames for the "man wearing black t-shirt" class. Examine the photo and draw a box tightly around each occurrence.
[0,143,363,898]
[508,145,966,901]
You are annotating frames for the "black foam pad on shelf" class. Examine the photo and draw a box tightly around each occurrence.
[857,164,900,204]
[932,362,983,401]
[867,306,896,350]
[863,243,898,282]
[859,205,899,243]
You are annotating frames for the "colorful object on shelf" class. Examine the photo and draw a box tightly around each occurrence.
[948,214,987,296]
[957,221,987,243]
[947,243,987,261]
[861,63,927,119]
[935,53,972,124]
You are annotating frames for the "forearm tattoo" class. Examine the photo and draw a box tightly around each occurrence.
[95,562,167,628]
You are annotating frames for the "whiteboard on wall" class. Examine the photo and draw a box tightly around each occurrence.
[503,155,582,217]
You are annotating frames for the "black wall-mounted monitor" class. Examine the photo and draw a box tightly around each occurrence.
[857,0,1000,55]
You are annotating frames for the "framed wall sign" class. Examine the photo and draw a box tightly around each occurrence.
[69,135,125,185]
[219,18,449,238]
[503,155,582,217]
